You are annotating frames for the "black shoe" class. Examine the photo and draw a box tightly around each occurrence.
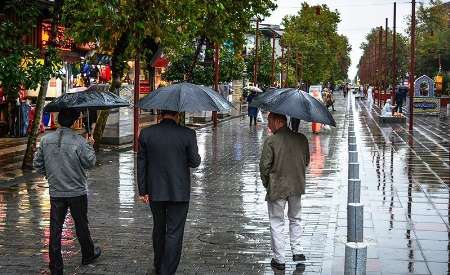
[270,258,285,270]
[293,254,306,261]
[82,247,101,265]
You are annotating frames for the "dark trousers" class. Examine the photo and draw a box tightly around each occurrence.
[290,118,300,133]
[150,201,189,275]
[396,99,403,113]
[249,116,257,126]
[49,195,95,274]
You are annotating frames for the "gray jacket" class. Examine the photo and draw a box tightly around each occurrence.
[33,127,96,197]
[260,126,310,201]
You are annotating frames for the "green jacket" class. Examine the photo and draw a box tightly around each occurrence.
[259,126,310,201]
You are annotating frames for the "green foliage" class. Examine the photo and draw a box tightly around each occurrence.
[358,28,409,85]
[220,43,245,82]
[415,0,450,79]
[0,1,61,100]
[245,38,281,88]
[163,0,276,86]
[282,3,351,85]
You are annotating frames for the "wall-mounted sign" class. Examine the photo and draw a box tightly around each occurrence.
[414,75,435,97]
[41,22,73,51]
[413,97,440,114]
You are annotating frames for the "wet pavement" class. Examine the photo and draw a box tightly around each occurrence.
[0,93,449,274]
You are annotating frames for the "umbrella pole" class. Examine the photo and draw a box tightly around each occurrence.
[87,108,90,137]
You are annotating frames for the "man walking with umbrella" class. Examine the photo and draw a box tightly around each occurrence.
[137,110,201,275]
[33,109,101,275]
[260,112,310,270]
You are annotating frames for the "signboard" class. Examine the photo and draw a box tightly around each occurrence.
[414,75,435,97]
[413,97,440,115]
[41,22,73,51]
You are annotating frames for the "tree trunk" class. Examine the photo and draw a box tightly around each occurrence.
[186,35,206,82]
[22,0,62,169]
[92,31,130,150]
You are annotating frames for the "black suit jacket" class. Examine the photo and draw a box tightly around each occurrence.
[137,119,201,201]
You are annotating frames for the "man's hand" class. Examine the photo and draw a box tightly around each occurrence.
[139,195,151,204]
[86,136,95,145]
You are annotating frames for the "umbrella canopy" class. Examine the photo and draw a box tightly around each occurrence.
[138,82,234,112]
[44,84,129,112]
[250,88,336,126]
[243,86,263,93]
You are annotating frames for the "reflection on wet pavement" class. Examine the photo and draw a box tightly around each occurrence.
[332,95,450,274]
[0,93,448,274]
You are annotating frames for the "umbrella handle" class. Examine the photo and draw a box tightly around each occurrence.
[87,108,90,137]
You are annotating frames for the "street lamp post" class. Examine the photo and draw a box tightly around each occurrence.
[409,0,416,132]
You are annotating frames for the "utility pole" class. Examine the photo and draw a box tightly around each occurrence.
[281,46,285,88]
[286,47,291,88]
[254,19,260,86]
[409,0,416,131]
[385,18,388,90]
[213,42,220,128]
[392,2,397,103]
[378,26,383,90]
[271,30,276,86]
[133,52,140,152]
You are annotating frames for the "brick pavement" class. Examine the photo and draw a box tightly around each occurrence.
[1,93,448,274]
[0,94,348,274]
[330,96,450,274]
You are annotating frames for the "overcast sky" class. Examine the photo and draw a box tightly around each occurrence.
[262,0,414,80]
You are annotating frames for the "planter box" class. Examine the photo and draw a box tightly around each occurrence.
[379,115,406,123]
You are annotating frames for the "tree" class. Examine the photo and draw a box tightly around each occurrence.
[245,38,281,88]
[0,1,62,168]
[415,0,450,93]
[62,0,203,147]
[163,41,245,85]
[357,28,409,87]
[282,3,351,86]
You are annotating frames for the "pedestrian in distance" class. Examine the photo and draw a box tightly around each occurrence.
[290,117,300,133]
[323,88,336,111]
[137,110,201,275]
[33,109,101,275]
[395,86,408,113]
[246,91,259,126]
[259,112,310,271]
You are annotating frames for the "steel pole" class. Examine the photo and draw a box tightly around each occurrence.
[385,18,388,90]
[393,2,397,103]
[409,0,416,131]
[281,46,285,88]
[378,26,383,90]
[254,19,259,86]
[133,52,140,152]
[213,42,220,128]
[271,30,276,86]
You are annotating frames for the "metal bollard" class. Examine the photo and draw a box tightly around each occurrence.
[348,179,361,203]
[348,162,359,179]
[349,151,358,163]
[348,143,357,152]
[344,242,367,275]
[348,136,357,144]
[347,203,364,242]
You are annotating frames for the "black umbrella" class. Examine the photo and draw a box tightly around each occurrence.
[138,82,234,112]
[44,84,129,134]
[44,84,129,112]
[250,88,336,126]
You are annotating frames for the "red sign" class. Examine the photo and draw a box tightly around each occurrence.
[41,22,73,51]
